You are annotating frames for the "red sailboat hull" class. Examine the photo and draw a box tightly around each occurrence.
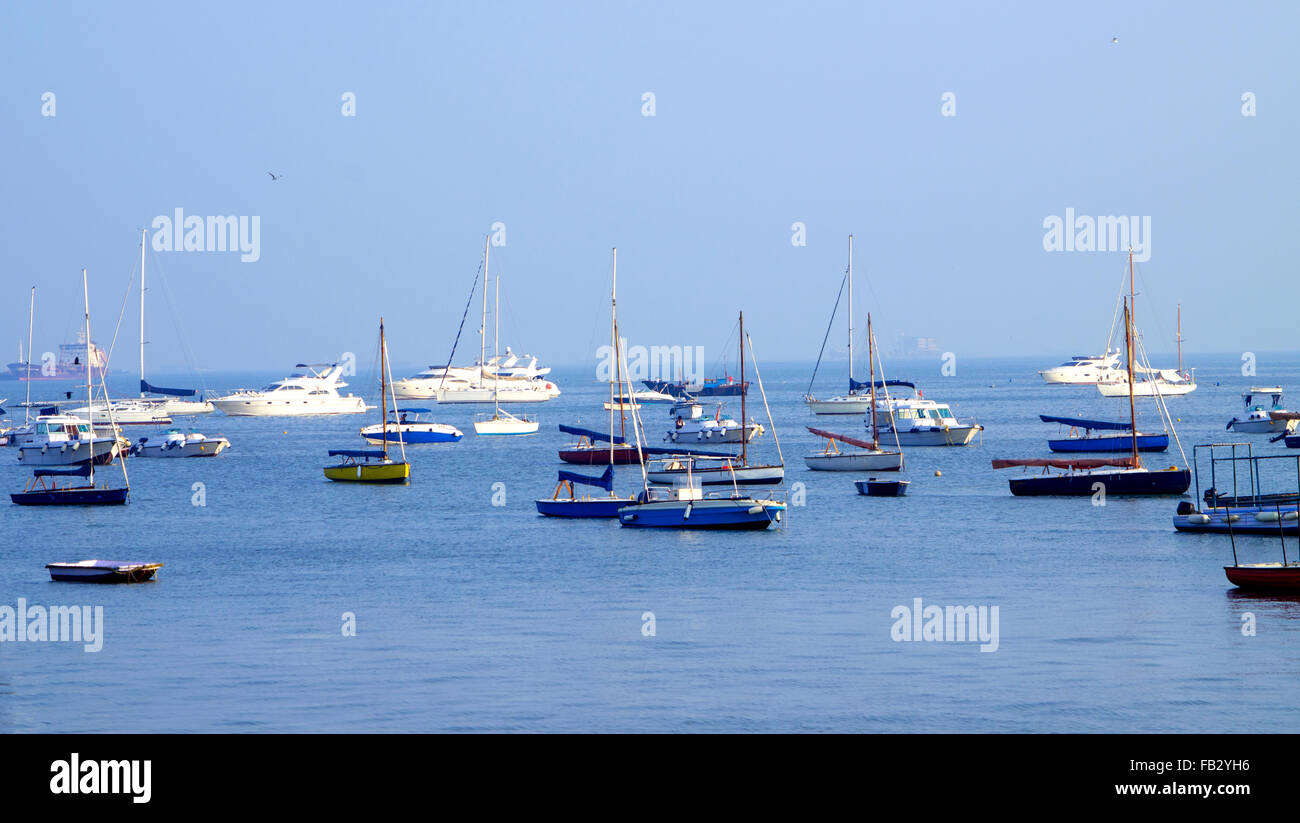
[558,444,643,465]
[1224,565,1300,592]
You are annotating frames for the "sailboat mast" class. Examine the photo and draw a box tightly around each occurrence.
[847,234,854,390]
[869,313,878,448]
[380,318,388,459]
[493,259,501,416]
[610,248,621,463]
[740,311,746,465]
[139,227,146,393]
[1177,303,1183,375]
[82,268,94,486]
[481,235,489,396]
[24,286,33,421]
[1125,296,1139,469]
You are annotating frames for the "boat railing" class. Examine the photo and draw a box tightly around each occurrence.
[1193,443,1300,511]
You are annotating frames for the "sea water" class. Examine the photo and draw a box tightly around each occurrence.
[2,354,1298,732]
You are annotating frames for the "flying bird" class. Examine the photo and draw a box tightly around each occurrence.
[1112,36,1119,44]
[268,171,283,181]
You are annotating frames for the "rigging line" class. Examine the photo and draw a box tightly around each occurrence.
[438,258,484,391]
[744,331,784,470]
[805,268,849,398]
[103,261,136,368]
[149,248,208,392]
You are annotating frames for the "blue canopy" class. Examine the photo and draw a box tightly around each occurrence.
[140,379,196,398]
[559,424,628,444]
[395,407,432,414]
[327,449,387,458]
[1039,414,1133,432]
[849,378,915,393]
[34,464,92,478]
[558,465,615,492]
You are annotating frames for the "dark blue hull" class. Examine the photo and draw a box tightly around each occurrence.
[855,479,910,496]
[535,498,629,518]
[1009,469,1189,496]
[11,487,129,506]
[642,379,747,398]
[1048,434,1169,453]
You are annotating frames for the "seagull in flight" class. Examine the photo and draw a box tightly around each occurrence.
[1111,36,1119,44]
[268,171,283,182]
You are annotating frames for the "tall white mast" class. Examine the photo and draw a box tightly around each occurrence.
[493,254,501,417]
[24,286,34,421]
[847,234,854,391]
[139,227,146,393]
[481,235,489,391]
[609,248,617,465]
[82,268,94,487]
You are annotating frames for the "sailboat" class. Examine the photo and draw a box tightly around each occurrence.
[12,269,131,506]
[644,312,784,486]
[323,319,411,483]
[617,311,786,530]
[805,235,873,414]
[805,313,904,471]
[1040,414,1169,452]
[133,228,214,415]
[994,252,1190,496]
[1095,281,1196,397]
[473,237,539,436]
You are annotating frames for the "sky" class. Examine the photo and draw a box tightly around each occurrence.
[1,2,1296,375]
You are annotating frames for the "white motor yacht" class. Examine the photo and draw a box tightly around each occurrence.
[210,364,368,416]
[1038,350,1122,384]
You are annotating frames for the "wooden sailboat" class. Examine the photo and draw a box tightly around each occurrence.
[12,269,130,506]
[995,255,1190,496]
[324,319,410,483]
[805,313,905,471]
[473,237,539,436]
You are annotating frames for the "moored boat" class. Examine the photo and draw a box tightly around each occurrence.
[324,319,410,483]
[46,560,161,583]
[1040,414,1168,453]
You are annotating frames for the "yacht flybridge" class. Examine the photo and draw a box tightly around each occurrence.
[1038,351,1121,385]
[210,364,368,416]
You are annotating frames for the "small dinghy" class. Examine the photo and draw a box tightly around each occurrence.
[46,560,162,583]
[855,478,909,497]
[535,465,634,518]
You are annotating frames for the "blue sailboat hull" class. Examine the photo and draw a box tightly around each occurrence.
[11,487,129,506]
[535,498,629,518]
[1009,469,1189,496]
[1049,433,1169,453]
[617,499,784,529]
[368,429,462,444]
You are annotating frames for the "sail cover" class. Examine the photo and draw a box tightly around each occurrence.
[558,465,615,492]
[327,449,387,458]
[34,464,92,478]
[559,424,627,444]
[141,380,197,397]
[849,378,915,393]
[807,426,878,450]
[1038,414,1133,432]
[991,457,1138,470]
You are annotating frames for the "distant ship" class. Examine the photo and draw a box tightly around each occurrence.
[642,375,748,398]
[4,333,109,380]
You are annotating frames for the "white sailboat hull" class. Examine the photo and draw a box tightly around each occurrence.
[804,450,903,471]
[883,426,981,446]
[1096,380,1196,397]
[133,437,229,458]
[806,395,872,415]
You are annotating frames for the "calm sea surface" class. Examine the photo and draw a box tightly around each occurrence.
[3,354,1300,733]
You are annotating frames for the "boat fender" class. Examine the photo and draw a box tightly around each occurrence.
[1226,514,1241,523]
[747,505,764,515]
[1285,511,1300,521]
[1187,514,1211,524]
[683,503,692,520]
[1256,512,1280,522]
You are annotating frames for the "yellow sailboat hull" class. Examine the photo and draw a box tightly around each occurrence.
[323,461,411,484]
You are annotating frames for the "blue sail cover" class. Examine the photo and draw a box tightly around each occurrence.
[34,464,92,478]
[141,380,196,397]
[558,465,615,492]
[559,424,628,444]
[1039,414,1133,432]
[327,449,387,458]
[849,378,915,393]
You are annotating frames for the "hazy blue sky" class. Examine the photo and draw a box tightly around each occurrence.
[2,2,1296,374]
